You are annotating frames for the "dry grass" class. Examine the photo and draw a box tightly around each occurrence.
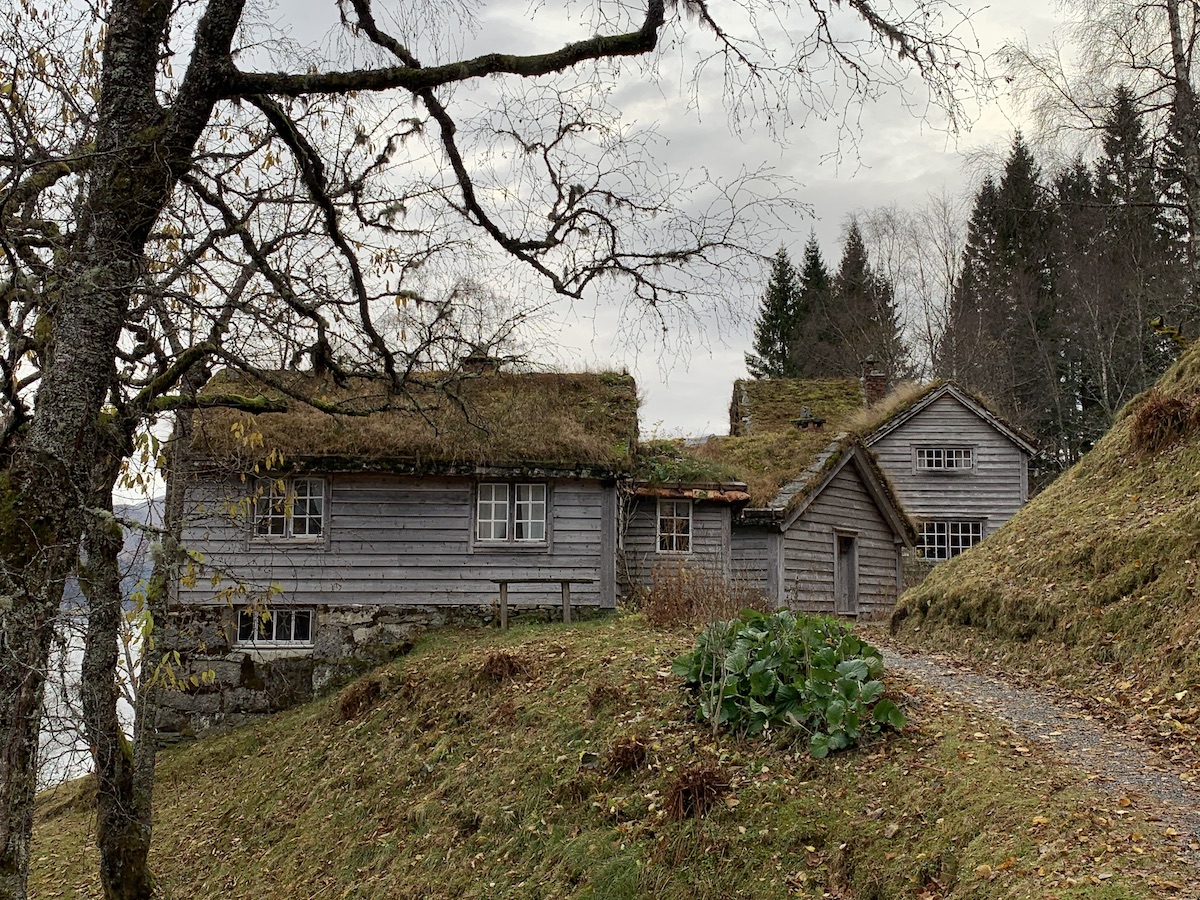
[190,368,639,471]
[690,428,841,506]
[844,379,927,435]
[1128,388,1200,456]
[478,650,527,683]
[638,562,770,628]
[605,735,648,776]
[335,675,386,723]
[31,617,1199,899]
[663,762,730,821]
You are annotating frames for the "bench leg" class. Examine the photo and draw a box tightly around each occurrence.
[500,583,509,631]
[562,581,572,625]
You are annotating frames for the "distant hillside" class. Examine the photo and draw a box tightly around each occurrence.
[893,343,1200,743]
[32,617,1192,898]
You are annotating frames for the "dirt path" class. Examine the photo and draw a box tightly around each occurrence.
[876,643,1200,864]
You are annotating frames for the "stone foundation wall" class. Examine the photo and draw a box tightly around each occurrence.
[156,602,599,740]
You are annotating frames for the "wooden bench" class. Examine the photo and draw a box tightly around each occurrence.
[491,578,596,630]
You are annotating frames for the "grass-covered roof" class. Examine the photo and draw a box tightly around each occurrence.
[729,377,864,436]
[189,369,639,474]
[630,376,885,511]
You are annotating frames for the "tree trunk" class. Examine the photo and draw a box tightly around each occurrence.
[80,477,155,900]
[0,455,82,899]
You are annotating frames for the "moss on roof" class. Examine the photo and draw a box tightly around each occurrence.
[892,339,1200,739]
[729,377,864,436]
[689,427,849,507]
[632,439,744,486]
[189,369,639,473]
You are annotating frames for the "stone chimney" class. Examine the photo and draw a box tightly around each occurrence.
[793,406,826,431]
[861,355,888,407]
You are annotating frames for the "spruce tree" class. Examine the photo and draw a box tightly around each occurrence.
[745,247,803,378]
[789,233,837,377]
[822,219,908,378]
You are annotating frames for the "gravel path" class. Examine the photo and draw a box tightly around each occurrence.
[878,644,1200,861]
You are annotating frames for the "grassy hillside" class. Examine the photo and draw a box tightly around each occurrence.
[892,346,1200,756]
[33,617,1195,899]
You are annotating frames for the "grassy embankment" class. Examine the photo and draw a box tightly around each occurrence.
[33,616,1197,899]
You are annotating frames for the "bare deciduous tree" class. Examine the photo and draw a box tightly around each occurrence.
[1,0,982,897]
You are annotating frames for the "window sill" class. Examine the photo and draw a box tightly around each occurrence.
[473,542,551,553]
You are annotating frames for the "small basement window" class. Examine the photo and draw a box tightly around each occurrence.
[917,521,984,561]
[915,446,974,471]
[657,499,692,554]
[236,608,314,646]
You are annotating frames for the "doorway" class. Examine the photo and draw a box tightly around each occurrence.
[834,533,859,616]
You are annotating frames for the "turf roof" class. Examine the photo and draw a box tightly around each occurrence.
[189,369,639,473]
[661,376,867,508]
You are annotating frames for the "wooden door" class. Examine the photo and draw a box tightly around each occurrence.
[835,533,859,616]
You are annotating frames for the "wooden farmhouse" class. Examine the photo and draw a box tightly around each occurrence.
[860,381,1036,562]
[159,367,637,737]
[622,378,915,619]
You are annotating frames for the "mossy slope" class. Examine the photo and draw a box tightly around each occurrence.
[32,617,1193,899]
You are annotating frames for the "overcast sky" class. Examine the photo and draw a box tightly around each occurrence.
[501,1,1066,438]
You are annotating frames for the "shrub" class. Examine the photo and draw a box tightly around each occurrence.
[638,561,770,628]
[478,651,527,683]
[605,735,648,776]
[663,762,730,821]
[671,609,905,757]
[1129,389,1198,455]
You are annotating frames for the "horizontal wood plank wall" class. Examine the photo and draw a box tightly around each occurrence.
[178,474,613,608]
[619,498,731,595]
[783,464,898,618]
[730,527,771,597]
[871,395,1027,534]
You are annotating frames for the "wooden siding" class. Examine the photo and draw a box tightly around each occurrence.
[729,527,787,605]
[178,474,616,609]
[619,497,730,594]
[781,463,900,619]
[870,394,1028,535]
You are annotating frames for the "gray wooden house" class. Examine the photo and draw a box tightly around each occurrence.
[862,381,1036,561]
[621,379,915,618]
[160,368,637,736]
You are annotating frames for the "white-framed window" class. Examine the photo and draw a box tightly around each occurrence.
[253,477,325,540]
[917,521,984,561]
[476,482,547,544]
[657,499,692,553]
[514,484,547,541]
[236,607,314,646]
[915,446,974,471]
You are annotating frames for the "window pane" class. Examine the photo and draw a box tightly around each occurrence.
[917,447,973,471]
[293,610,312,643]
[477,483,509,541]
[918,521,983,561]
[237,611,254,643]
[275,610,294,642]
[291,478,324,536]
[255,481,287,535]
[515,484,546,541]
[658,500,691,553]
